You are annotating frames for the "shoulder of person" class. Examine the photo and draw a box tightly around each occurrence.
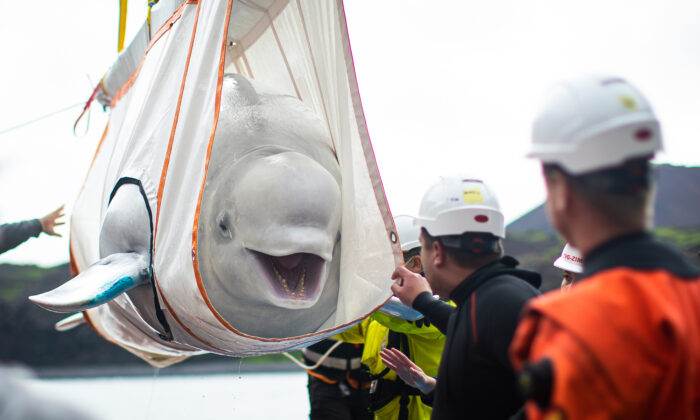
[478,274,540,303]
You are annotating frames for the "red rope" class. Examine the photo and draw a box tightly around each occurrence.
[73,82,101,134]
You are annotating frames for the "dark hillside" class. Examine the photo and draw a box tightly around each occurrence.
[0,264,144,366]
[504,229,700,292]
[653,165,700,228]
[505,164,700,291]
[0,264,303,371]
[508,164,700,234]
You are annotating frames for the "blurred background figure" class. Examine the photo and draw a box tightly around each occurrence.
[511,74,700,419]
[0,205,65,254]
[553,243,583,290]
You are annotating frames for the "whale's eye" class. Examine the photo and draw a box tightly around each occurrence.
[216,211,233,239]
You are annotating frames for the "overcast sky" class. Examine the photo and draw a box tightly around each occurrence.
[1,0,699,267]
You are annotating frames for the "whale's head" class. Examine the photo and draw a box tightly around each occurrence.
[197,75,342,338]
[206,150,341,311]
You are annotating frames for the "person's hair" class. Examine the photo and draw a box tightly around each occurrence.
[421,228,503,269]
[543,158,654,226]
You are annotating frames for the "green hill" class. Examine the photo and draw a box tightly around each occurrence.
[0,263,295,372]
[504,164,700,291]
[504,228,700,292]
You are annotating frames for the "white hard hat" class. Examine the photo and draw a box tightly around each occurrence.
[394,215,421,252]
[553,243,583,273]
[414,177,505,238]
[529,75,662,175]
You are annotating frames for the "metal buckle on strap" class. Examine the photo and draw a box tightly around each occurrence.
[338,382,351,397]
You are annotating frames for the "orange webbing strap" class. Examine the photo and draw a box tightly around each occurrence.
[346,372,371,390]
[307,369,338,384]
[306,369,371,390]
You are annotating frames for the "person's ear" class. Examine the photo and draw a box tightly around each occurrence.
[405,255,422,273]
[545,170,573,218]
[432,241,445,267]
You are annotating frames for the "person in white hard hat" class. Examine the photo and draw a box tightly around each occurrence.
[388,177,541,419]
[394,215,422,256]
[553,243,583,290]
[509,75,700,419]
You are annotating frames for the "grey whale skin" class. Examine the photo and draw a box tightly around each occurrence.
[197,74,342,338]
[30,74,343,340]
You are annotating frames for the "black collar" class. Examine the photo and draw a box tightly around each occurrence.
[450,256,541,304]
[581,231,700,281]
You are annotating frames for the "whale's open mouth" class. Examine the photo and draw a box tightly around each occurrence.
[249,250,326,307]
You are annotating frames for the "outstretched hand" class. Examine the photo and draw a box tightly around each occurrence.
[380,347,436,394]
[39,205,65,237]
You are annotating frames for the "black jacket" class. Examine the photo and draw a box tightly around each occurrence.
[413,256,541,419]
[0,219,42,255]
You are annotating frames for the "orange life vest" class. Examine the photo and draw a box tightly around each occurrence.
[510,233,700,420]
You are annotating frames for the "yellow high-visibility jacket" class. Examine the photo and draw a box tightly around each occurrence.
[336,311,447,420]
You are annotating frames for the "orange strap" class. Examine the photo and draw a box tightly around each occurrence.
[306,370,371,390]
[346,372,371,390]
[306,369,338,384]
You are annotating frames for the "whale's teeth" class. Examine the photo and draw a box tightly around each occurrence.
[271,263,305,298]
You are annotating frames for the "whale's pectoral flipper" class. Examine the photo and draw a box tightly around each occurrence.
[29,252,150,313]
[55,312,86,331]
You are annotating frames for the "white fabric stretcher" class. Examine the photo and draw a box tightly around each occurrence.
[69,0,401,365]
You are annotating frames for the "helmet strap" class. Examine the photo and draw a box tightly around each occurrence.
[439,232,499,255]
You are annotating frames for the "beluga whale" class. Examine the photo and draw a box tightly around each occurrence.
[28,0,399,366]
[196,74,342,337]
[31,74,343,338]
